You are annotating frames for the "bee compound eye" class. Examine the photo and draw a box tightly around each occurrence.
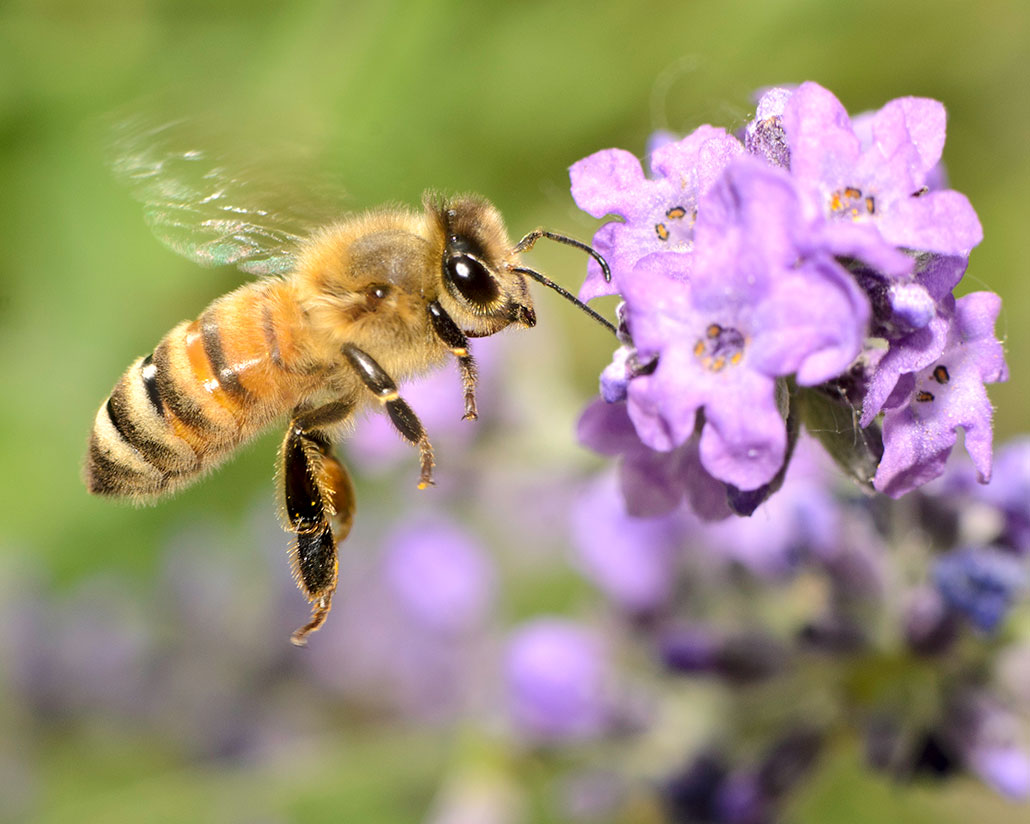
[445,254,499,306]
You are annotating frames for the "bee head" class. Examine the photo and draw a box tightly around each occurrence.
[426,193,535,337]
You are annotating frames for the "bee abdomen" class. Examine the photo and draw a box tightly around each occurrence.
[86,282,313,500]
[86,349,205,498]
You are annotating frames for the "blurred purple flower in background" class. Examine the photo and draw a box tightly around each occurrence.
[384,516,495,635]
[504,618,614,743]
[570,470,682,614]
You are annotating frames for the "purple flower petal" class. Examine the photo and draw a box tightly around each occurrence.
[578,221,620,302]
[570,148,648,219]
[696,367,787,491]
[577,397,729,519]
[870,97,947,182]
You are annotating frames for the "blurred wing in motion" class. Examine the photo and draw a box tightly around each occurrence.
[109,115,347,276]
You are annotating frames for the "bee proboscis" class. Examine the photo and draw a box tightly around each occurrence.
[86,128,612,645]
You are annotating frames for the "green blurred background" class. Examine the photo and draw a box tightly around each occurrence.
[1,0,1027,822]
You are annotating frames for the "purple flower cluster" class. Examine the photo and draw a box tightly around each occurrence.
[572,82,1006,512]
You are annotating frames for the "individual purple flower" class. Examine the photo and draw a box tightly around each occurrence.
[933,546,1026,633]
[780,81,983,259]
[874,291,1008,497]
[976,438,1030,554]
[952,694,1030,800]
[569,125,744,301]
[505,618,612,743]
[859,255,969,425]
[620,159,870,490]
[383,516,496,635]
[576,397,729,519]
[570,471,683,614]
[305,548,483,722]
[968,742,1030,800]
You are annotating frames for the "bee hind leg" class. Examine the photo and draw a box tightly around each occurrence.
[342,343,435,488]
[281,402,356,646]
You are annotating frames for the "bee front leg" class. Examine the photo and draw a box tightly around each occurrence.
[428,301,478,421]
[342,343,435,488]
[281,401,356,647]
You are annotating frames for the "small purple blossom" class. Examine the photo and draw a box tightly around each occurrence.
[383,516,496,635]
[860,255,969,425]
[875,291,1008,497]
[570,471,682,614]
[504,619,612,743]
[570,125,743,302]
[779,82,982,259]
[977,438,1030,554]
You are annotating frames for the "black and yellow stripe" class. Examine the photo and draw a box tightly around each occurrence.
[85,281,310,501]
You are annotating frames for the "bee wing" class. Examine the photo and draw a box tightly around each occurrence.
[110,116,347,275]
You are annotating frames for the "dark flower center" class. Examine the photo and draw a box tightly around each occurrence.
[654,204,697,246]
[693,323,746,372]
[829,186,876,220]
[913,363,951,406]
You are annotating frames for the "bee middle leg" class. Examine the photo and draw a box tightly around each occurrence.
[342,343,435,488]
[282,400,356,647]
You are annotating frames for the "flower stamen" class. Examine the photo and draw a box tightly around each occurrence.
[829,186,876,220]
[694,324,747,372]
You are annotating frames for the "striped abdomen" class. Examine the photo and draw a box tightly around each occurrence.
[86,279,318,500]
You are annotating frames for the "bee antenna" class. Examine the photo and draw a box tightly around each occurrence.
[513,228,612,283]
[510,266,618,337]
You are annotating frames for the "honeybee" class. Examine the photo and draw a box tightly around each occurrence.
[86,123,612,645]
